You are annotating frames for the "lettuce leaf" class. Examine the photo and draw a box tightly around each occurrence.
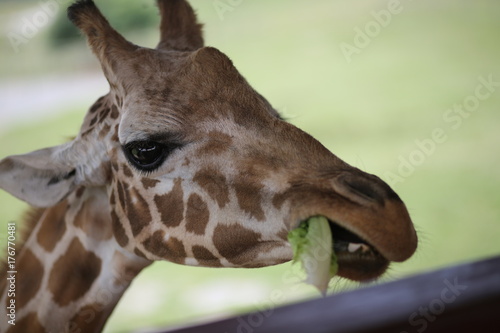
[288,216,338,295]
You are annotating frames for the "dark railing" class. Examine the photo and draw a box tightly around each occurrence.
[155,255,500,333]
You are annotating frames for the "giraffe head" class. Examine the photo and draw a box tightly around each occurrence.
[0,0,417,282]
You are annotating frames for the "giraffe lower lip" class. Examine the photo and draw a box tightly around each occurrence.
[335,251,389,281]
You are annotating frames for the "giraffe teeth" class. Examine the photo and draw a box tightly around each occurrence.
[347,243,362,253]
[347,243,371,253]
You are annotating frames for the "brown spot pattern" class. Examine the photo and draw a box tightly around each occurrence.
[111,209,128,247]
[111,124,119,142]
[89,116,98,127]
[116,180,127,209]
[233,182,265,221]
[80,127,93,137]
[272,191,290,210]
[141,177,160,189]
[122,164,134,178]
[192,245,219,263]
[98,123,111,139]
[125,187,152,236]
[193,169,230,208]
[75,186,86,198]
[213,224,261,265]
[13,249,44,310]
[110,104,120,119]
[6,312,46,333]
[37,201,67,253]
[276,227,289,241]
[185,193,210,235]
[143,230,186,263]
[48,238,102,307]
[89,101,102,114]
[154,178,184,228]
[97,107,111,123]
[134,247,147,258]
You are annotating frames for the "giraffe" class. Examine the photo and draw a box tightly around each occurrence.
[0,0,418,332]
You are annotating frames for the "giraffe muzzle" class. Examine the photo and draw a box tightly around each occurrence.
[285,171,417,282]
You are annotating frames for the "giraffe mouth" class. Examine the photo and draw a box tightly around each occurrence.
[328,220,389,281]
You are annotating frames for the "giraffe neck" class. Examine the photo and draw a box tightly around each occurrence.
[0,186,150,333]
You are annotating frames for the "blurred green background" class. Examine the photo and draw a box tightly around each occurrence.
[1,0,499,332]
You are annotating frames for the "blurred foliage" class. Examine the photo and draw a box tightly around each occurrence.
[48,0,158,47]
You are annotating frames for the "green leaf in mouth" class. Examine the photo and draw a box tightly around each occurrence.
[288,216,338,295]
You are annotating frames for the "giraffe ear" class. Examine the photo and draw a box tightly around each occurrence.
[67,0,139,87]
[0,144,78,207]
[156,0,204,51]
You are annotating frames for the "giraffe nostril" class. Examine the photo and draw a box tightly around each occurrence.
[332,173,385,206]
[345,178,380,201]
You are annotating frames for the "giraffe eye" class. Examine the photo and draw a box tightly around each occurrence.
[123,141,174,172]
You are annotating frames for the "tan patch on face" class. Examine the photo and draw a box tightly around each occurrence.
[154,178,184,228]
[6,312,46,333]
[192,245,221,266]
[193,169,230,208]
[49,238,102,307]
[213,224,261,265]
[67,303,107,333]
[74,198,113,241]
[13,249,44,310]
[111,209,128,247]
[233,181,265,221]
[197,131,233,155]
[141,177,161,189]
[37,201,67,252]
[185,193,210,235]
[142,230,186,264]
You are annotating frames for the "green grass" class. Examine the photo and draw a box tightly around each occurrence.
[1,0,500,332]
